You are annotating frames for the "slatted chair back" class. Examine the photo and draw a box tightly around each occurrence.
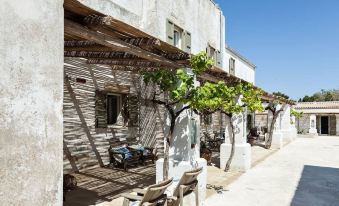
[172,167,203,198]
[140,178,173,205]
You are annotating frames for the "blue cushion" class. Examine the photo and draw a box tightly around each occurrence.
[113,147,132,160]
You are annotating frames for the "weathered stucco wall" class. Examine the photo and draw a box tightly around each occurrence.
[0,0,64,205]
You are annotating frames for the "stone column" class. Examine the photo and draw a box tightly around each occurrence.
[0,0,64,205]
[220,110,251,172]
[309,114,318,136]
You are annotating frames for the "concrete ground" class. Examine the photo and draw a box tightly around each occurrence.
[206,138,292,197]
[205,135,339,206]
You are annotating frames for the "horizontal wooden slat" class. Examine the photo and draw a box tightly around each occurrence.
[65,19,182,68]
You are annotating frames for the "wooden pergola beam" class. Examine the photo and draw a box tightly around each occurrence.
[64,38,161,50]
[64,19,182,68]
[86,59,166,67]
[65,46,116,52]
[110,66,163,73]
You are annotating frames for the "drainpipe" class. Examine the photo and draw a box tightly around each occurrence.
[219,8,225,69]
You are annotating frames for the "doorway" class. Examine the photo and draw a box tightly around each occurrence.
[321,116,329,135]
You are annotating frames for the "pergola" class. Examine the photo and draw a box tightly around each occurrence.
[64,0,190,73]
[199,66,294,105]
[64,0,291,106]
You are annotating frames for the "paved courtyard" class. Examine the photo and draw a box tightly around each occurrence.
[205,135,339,206]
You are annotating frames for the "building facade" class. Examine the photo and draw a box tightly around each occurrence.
[294,101,339,136]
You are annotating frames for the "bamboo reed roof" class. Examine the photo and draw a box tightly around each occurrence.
[64,0,190,71]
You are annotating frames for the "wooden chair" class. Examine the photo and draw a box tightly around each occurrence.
[121,178,173,206]
[167,167,203,206]
[132,168,203,206]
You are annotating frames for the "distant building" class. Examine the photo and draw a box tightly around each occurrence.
[294,101,339,136]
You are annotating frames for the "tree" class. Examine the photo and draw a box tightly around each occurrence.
[273,91,289,100]
[142,52,213,180]
[290,109,303,119]
[189,82,263,172]
[299,89,339,102]
[265,101,286,149]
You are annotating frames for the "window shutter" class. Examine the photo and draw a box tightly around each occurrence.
[95,90,107,128]
[216,50,221,67]
[184,31,191,53]
[229,58,235,75]
[127,95,139,127]
[214,51,217,65]
[207,46,211,57]
[166,20,174,45]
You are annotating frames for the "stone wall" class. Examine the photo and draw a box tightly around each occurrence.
[255,113,268,128]
[200,111,227,139]
[297,114,311,134]
[63,58,166,173]
[0,0,64,205]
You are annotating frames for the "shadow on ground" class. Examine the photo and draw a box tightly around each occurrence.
[64,165,155,206]
[291,165,339,206]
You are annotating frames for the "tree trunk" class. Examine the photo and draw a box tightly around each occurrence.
[163,117,175,180]
[225,115,235,172]
[265,113,278,149]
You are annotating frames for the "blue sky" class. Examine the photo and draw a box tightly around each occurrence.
[215,0,339,100]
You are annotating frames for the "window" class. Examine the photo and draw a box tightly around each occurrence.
[173,26,182,49]
[166,19,191,52]
[207,45,216,60]
[107,94,122,125]
[229,58,235,75]
[202,114,212,125]
[207,45,221,67]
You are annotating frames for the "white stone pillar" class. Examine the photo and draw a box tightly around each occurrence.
[156,109,207,205]
[309,114,318,136]
[220,111,251,172]
[336,114,339,136]
[280,105,296,141]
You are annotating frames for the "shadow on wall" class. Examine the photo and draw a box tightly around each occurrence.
[291,165,339,206]
[63,58,166,173]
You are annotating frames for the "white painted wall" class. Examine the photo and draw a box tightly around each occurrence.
[224,48,256,84]
[0,0,64,205]
[79,0,225,66]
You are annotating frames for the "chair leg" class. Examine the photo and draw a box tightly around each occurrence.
[195,186,199,206]
[124,162,128,171]
[180,185,185,206]
[123,198,129,206]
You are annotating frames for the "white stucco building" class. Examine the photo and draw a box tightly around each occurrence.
[1,0,293,205]
[89,0,258,188]
[225,46,256,84]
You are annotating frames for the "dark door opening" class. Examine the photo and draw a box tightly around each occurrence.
[321,116,329,135]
